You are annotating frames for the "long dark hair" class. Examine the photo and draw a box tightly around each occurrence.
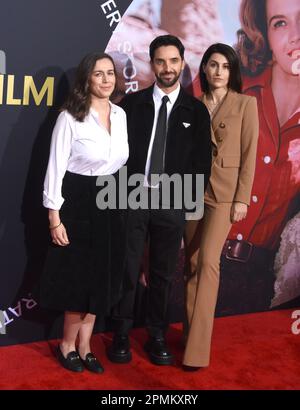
[63,52,117,122]
[199,43,242,94]
[235,0,272,75]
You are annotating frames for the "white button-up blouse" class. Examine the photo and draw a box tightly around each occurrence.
[43,103,129,210]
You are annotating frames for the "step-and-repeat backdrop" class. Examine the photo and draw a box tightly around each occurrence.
[1,0,299,345]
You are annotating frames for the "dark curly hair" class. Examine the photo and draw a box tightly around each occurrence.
[62,52,117,122]
[235,0,272,76]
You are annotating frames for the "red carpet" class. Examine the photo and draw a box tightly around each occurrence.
[0,309,299,390]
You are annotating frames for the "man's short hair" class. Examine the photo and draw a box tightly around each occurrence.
[149,35,185,61]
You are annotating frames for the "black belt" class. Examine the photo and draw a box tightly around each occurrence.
[222,239,274,264]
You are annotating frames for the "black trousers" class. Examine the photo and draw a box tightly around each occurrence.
[112,207,186,338]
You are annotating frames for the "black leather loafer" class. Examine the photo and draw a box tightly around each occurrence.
[80,353,104,374]
[144,337,173,366]
[182,365,201,372]
[107,334,132,363]
[56,346,84,372]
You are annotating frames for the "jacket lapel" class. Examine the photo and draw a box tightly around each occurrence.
[139,85,155,148]
[201,94,217,147]
[211,90,237,133]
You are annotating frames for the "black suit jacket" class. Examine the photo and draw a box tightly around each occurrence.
[119,84,212,208]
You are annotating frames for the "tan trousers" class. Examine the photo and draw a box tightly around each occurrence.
[183,186,232,367]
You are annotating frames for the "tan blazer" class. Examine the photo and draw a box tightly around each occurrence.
[202,90,259,205]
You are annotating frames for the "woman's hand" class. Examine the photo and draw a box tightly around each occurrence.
[230,201,248,223]
[48,209,70,246]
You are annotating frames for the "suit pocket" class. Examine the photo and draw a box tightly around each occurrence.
[222,156,240,168]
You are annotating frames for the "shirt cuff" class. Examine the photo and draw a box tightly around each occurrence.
[43,191,64,210]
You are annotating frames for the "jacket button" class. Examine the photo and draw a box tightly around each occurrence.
[219,122,225,129]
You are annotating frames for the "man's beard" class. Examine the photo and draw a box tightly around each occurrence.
[156,71,180,88]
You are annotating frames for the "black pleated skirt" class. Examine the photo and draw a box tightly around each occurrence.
[40,171,127,315]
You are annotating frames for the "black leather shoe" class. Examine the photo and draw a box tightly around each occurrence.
[56,346,84,372]
[182,365,201,372]
[144,337,173,365]
[107,334,132,363]
[80,353,104,374]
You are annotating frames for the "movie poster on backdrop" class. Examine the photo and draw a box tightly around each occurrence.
[105,0,300,318]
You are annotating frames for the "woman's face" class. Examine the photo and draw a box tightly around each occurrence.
[89,58,116,99]
[203,53,230,90]
[267,0,300,76]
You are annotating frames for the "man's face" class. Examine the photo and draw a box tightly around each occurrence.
[151,45,185,90]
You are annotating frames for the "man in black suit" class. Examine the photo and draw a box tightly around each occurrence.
[108,35,211,365]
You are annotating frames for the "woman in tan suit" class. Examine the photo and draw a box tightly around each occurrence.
[183,43,259,369]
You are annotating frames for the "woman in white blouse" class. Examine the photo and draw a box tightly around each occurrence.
[40,52,129,374]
